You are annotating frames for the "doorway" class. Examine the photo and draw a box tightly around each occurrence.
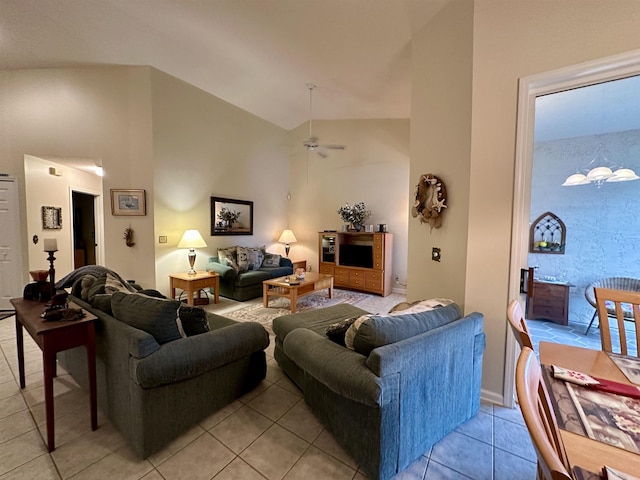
[505,48,640,406]
[72,191,97,268]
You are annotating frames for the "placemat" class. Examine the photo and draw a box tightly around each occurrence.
[607,353,640,385]
[543,365,640,455]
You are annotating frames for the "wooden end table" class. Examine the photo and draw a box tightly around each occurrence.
[169,271,220,306]
[263,272,333,313]
[10,298,98,452]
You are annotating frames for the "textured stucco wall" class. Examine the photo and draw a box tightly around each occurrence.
[529,129,640,324]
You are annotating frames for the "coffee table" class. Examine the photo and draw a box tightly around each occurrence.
[263,272,333,313]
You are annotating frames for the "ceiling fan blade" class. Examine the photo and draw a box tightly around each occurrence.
[322,144,346,151]
[315,147,329,158]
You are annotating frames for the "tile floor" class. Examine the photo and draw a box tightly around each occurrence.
[0,293,539,480]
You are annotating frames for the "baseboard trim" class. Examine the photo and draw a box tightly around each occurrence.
[481,388,505,407]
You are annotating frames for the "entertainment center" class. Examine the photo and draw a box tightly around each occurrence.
[318,231,393,296]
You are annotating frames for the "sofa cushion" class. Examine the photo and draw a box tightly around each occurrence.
[111,292,183,344]
[237,246,265,272]
[90,293,113,314]
[178,305,211,336]
[388,298,454,315]
[259,265,294,278]
[351,303,462,356]
[273,304,371,341]
[217,248,239,272]
[261,253,281,268]
[234,269,272,287]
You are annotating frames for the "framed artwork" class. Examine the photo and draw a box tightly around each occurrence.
[111,189,146,216]
[42,206,62,229]
[211,196,253,236]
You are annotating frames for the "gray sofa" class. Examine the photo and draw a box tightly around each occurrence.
[58,291,269,458]
[206,255,293,301]
[273,302,485,480]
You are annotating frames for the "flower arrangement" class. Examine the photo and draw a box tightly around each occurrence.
[337,202,371,227]
[217,207,241,225]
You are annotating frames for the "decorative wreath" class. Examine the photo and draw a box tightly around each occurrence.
[411,174,448,230]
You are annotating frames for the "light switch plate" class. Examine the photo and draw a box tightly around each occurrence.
[159,235,167,244]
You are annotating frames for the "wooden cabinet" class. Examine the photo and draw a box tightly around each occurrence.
[318,232,393,296]
[526,280,571,326]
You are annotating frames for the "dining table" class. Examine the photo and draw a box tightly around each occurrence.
[539,341,640,475]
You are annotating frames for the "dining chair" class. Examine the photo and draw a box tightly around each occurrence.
[507,299,534,349]
[516,346,573,480]
[584,277,640,334]
[594,287,640,357]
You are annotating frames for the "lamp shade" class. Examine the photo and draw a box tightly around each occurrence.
[177,229,207,249]
[278,229,297,244]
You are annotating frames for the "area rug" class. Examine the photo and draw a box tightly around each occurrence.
[224,289,370,334]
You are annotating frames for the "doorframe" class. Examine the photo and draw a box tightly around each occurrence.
[68,186,104,267]
[505,48,640,407]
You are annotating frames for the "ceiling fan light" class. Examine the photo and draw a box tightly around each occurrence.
[562,173,590,186]
[606,168,640,182]
[586,166,614,181]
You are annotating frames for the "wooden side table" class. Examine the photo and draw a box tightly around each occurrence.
[10,298,98,452]
[169,271,220,306]
[526,280,572,325]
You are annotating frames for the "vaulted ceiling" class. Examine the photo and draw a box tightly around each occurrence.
[0,0,449,130]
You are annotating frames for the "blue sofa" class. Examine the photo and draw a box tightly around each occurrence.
[206,255,293,301]
[273,302,485,480]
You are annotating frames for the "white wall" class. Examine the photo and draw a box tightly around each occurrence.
[149,70,291,296]
[463,0,640,400]
[0,67,156,286]
[287,119,410,287]
[24,155,102,276]
[409,0,473,305]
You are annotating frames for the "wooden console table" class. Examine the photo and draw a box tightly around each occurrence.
[169,271,220,306]
[526,280,572,325]
[10,298,98,452]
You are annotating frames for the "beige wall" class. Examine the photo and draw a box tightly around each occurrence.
[408,0,473,305]
[0,67,156,286]
[464,0,640,401]
[149,70,290,295]
[287,119,410,286]
[24,155,102,276]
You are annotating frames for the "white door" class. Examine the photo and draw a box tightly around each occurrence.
[0,177,24,311]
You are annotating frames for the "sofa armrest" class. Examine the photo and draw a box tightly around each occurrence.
[280,257,293,268]
[283,329,393,407]
[130,322,269,388]
[206,257,238,281]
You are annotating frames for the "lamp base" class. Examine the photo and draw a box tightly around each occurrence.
[187,249,196,275]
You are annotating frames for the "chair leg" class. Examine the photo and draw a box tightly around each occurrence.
[584,310,598,335]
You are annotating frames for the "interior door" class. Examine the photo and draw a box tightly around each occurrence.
[0,177,24,311]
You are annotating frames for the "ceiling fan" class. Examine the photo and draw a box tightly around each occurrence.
[303,83,346,158]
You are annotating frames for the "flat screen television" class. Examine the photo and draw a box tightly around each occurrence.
[339,244,373,268]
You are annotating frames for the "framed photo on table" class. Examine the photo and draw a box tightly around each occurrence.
[111,189,146,216]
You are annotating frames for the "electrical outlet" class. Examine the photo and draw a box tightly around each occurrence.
[432,247,441,262]
[308,265,312,272]
[158,235,167,244]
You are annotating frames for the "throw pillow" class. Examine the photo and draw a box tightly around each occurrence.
[326,316,358,346]
[217,248,239,272]
[344,314,373,350]
[86,274,107,303]
[105,272,137,294]
[262,253,281,268]
[388,298,454,316]
[111,292,184,344]
[178,305,210,336]
[80,275,97,302]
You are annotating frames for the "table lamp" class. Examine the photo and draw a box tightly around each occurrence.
[177,229,207,275]
[278,229,297,258]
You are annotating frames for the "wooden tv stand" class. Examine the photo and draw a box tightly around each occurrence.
[318,231,393,296]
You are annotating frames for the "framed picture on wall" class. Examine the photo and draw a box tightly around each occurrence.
[42,206,62,229]
[110,189,146,216]
[211,196,253,235]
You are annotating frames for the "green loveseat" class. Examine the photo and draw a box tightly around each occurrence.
[273,303,485,480]
[206,255,293,301]
[57,291,269,458]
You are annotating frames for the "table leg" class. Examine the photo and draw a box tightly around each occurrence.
[328,279,334,299]
[15,316,25,389]
[43,349,56,452]
[186,288,194,306]
[290,289,298,313]
[263,283,269,308]
[86,325,98,431]
[213,277,220,304]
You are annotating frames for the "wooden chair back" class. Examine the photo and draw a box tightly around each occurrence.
[507,299,534,349]
[594,287,640,357]
[516,347,572,480]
